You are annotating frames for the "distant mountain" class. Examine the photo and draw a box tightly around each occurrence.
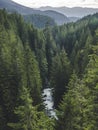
[0,0,70,25]
[24,14,56,28]
[39,6,98,18]
[42,10,70,25]
[69,17,79,22]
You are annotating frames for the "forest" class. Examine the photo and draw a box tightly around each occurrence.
[0,9,98,130]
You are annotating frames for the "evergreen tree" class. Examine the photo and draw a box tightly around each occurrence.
[44,26,57,78]
[51,49,71,107]
[24,43,42,105]
[56,74,91,130]
[8,86,55,130]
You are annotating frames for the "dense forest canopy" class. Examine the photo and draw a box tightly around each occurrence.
[0,9,98,130]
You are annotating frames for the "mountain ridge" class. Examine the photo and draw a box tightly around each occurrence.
[39,6,98,17]
[0,0,70,25]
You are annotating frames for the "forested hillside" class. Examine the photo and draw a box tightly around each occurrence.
[24,14,56,28]
[0,9,98,130]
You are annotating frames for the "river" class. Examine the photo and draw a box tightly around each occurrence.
[42,88,57,119]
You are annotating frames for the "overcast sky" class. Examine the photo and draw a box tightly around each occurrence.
[12,0,98,8]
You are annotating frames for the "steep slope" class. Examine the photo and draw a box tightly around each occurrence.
[43,10,70,25]
[0,0,69,25]
[24,14,56,28]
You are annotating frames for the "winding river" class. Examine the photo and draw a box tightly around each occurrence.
[42,88,57,119]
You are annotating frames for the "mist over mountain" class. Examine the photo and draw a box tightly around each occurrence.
[39,6,98,17]
[0,0,98,26]
[0,0,71,25]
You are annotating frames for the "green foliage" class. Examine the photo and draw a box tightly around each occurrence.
[8,86,54,130]
[56,74,93,130]
[24,14,56,28]
[0,9,98,130]
[0,9,43,129]
[56,45,98,130]
[44,26,57,78]
[50,49,71,107]
[24,43,42,105]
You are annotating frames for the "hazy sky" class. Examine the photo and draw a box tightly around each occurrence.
[12,0,98,8]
